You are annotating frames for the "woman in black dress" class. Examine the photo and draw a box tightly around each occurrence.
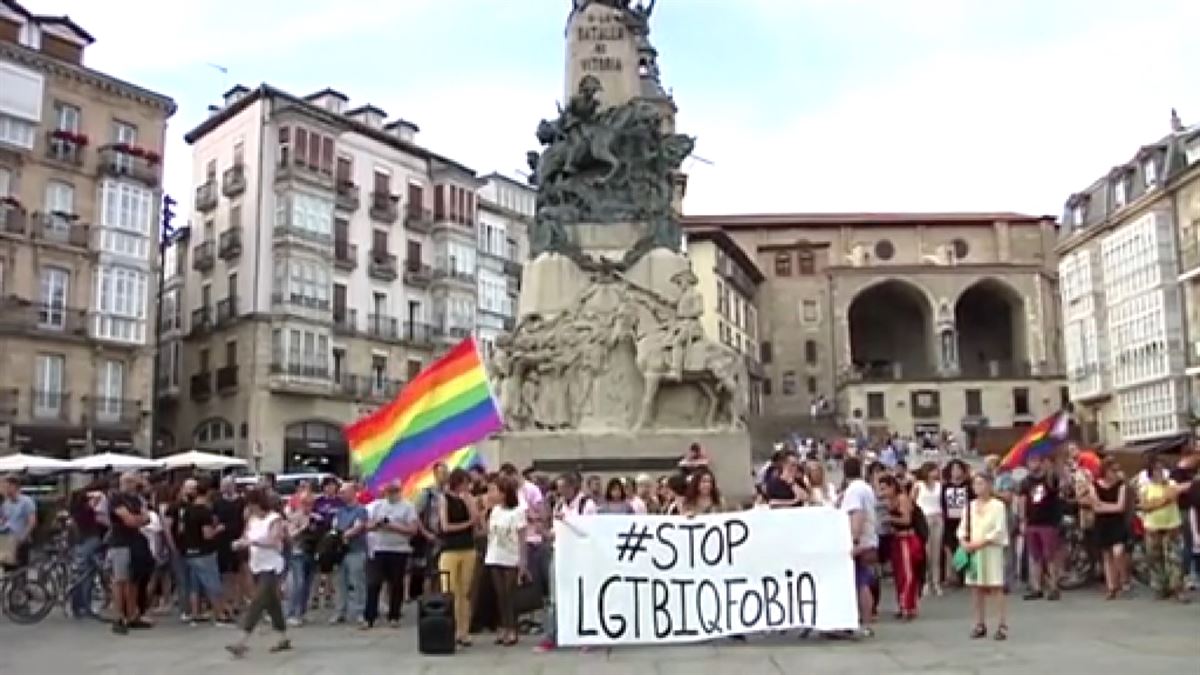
[1091,458,1128,599]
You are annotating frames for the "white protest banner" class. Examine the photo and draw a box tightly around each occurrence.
[554,507,859,646]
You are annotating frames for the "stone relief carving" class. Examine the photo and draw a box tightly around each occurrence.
[526,73,695,269]
[922,243,956,266]
[846,243,870,266]
[488,268,749,432]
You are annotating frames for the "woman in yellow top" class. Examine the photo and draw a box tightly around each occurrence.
[1138,455,1191,603]
[958,473,1009,641]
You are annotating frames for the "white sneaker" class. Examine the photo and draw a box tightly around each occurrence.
[179,613,193,623]
[287,617,303,628]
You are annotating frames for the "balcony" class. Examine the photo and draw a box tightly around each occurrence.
[838,358,1058,385]
[334,241,358,271]
[215,296,238,327]
[0,299,89,338]
[31,212,88,248]
[337,374,403,403]
[97,144,160,188]
[432,265,476,288]
[401,321,435,347]
[503,259,524,277]
[435,324,473,342]
[403,261,432,287]
[268,361,332,396]
[272,220,333,256]
[190,372,213,401]
[335,181,360,212]
[190,307,212,337]
[1,203,27,236]
[405,205,433,233]
[222,164,246,197]
[30,389,71,422]
[366,314,400,341]
[195,180,218,212]
[275,157,335,191]
[270,292,330,313]
[193,240,215,272]
[368,251,399,281]
[88,397,140,427]
[218,227,242,260]
[369,191,399,223]
[216,365,239,393]
[45,129,87,166]
[432,213,474,235]
[156,374,179,402]
[333,308,358,335]
[0,388,17,421]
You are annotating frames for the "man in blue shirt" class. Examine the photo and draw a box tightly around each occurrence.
[0,475,37,569]
[332,482,368,626]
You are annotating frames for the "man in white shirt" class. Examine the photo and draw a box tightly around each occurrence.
[838,457,877,637]
[535,473,595,654]
[364,483,418,628]
[501,464,548,597]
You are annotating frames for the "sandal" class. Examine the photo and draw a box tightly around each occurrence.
[994,624,1008,641]
[268,640,292,653]
[970,623,987,639]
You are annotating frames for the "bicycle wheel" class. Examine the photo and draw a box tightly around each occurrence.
[2,575,55,625]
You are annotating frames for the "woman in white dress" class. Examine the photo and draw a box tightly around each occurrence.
[912,462,944,595]
[958,474,1009,641]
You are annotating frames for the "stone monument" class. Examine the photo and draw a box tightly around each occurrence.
[481,0,755,496]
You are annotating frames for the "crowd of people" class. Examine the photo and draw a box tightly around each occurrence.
[0,438,1197,658]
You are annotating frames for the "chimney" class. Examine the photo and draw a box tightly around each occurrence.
[303,88,348,114]
[223,85,250,107]
[384,119,420,144]
[1171,108,1184,133]
[207,105,221,117]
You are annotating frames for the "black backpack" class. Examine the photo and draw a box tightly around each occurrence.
[911,503,930,543]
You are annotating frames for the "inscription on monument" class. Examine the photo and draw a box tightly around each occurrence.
[578,12,625,73]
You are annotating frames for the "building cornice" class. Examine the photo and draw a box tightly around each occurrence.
[0,41,175,116]
[1055,185,1183,255]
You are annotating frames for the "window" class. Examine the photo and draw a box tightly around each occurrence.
[34,354,64,417]
[93,265,149,343]
[44,181,75,234]
[96,360,125,420]
[716,280,726,315]
[275,327,329,376]
[1144,160,1158,187]
[806,376,817,395]
[372,355,388,392]
[198,347,210,373]
[332,347,345,383]
[1071,204,1086,227]
[762,378,772,396]
[193,418,234,446]
[374,170,390,195]
[112,121,137,145]
[0,167,10,197]
[205,159,216,180]
[760,341,773,363]
[336,156,352,184]
[1113,178,1127,208]
[54,102,81,132]
[804,339,817,365]
[874,240,895,261]
[275,192,333,239]
[965,389,983,416]
[1013,387,1030,416]
[100,181,154,234]
[277,127,290,166]
[372,229,388,254]
[233,141,244,166]
[952,238,970,260]
[433,185,445,219]
[18,21,41,49]
[774,252,792,276]
[38,266,70,329]
[781,371,797,396]
[277,258,330,308]
[797,249,815,275]
[225,340,237,366]
[801,299,819,323]
[866,392,885,419]
[407,358,423,380]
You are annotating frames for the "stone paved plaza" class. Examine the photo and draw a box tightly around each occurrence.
[0,588,1194,675]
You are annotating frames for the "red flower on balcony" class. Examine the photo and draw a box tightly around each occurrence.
[51,129,72,140]
[145,150,161,165]
[112,142,131,153]
[0,196,22,209]
[128,145,146,158]
[74,133,89,146]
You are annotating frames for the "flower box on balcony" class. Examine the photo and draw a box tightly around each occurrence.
[51,129,89,145]
[0,196,22,209]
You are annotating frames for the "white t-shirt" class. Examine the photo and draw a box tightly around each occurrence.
[914,481,943,516]
[367,498,418,554]
[839,478,878,549]
[247,512,285,574]
[485,505,526,568]
[141,510,165,563]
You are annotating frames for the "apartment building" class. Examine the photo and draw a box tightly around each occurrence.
[683,212,1066,445]
[475,173,532,356]
[1058,111,1200,447]
[681,227,765,415]
[0,1,174,456]
[166,84,485,474]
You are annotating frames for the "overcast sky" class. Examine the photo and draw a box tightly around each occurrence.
[42,0,1200,218]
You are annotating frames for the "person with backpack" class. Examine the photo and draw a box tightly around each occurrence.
[879,474,924,620]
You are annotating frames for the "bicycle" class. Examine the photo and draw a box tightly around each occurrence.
[2,532,111,625]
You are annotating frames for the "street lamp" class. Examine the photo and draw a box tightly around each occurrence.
[149,194,185,458]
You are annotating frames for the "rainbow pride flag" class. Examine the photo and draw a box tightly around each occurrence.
[400,446,483,501]
[346,337,502,491]
[999,411,1070,471]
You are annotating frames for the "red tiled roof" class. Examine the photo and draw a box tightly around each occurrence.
[682,212,1055,229]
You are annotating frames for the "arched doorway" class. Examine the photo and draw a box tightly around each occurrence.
[848,280,934,380]
[955,279,1028,378]
[284,420,349,476]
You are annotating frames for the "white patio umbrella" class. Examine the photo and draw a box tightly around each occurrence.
[159,450,248,471]
[69,452,163,473]
[0,453,72,474]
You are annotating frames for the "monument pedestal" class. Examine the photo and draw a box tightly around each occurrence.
[481,430,756,502]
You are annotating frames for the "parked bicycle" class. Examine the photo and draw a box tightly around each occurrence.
[2,530,111,625]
